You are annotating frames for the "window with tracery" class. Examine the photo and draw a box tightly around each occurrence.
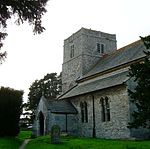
[97,43,104,54]
[80,101,88,123]
[100,97,110,122]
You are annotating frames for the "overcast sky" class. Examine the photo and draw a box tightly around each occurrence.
[0,0,150,101]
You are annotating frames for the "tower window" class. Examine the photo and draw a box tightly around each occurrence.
[80,101,88,123]
[70,45,74,58]
[100,97,110,122]
[97,43,100,53]
[97,43,104,54]
[101,44,104,54]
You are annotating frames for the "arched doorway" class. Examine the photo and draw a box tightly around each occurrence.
[39,111,44,135]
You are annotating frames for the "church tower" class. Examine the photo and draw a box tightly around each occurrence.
[62,28,117,93]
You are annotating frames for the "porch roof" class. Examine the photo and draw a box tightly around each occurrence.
[48,100,77,114]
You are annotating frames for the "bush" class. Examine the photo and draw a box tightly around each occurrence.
[0,87,23,137]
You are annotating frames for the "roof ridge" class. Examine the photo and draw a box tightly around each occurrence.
[79,39,143,81]
[116,39,141,53]
[105,40,142,59]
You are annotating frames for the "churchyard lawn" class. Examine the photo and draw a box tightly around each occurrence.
[0,131,31,149]
[26,135,150,149]
[1,131,150,149]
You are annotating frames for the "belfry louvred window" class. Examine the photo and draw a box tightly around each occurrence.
[97,43,104,54]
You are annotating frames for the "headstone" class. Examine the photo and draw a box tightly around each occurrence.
[51,125,60,144]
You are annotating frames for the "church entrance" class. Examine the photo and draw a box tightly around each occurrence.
[39,111,44,135]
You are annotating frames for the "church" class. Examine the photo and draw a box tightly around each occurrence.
[32,28,149,139]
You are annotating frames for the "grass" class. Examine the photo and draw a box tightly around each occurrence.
[0,131,150,149]
[25,135,150,149]
[16,130,32,140]
[0,131,31,149]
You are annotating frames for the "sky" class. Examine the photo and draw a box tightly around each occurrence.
[0,0,150,101]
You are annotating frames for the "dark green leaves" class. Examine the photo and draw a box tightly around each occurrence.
[27,72,62,122]
[0,87,23,136]
[128,35,150,129]
[0,0,49,62]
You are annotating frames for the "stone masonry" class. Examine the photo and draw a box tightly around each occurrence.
[62,28,117,93]
[70,70,131,139]
[33,28,149,139]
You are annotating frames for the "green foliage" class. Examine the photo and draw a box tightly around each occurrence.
[128,35,150,129]
[140,35,150,50]
[0,87,23,137]
[0,0,49,62]
[25,135,150,149]
[27,72,62,121]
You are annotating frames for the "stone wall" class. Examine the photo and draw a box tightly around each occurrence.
[71,85,131,139]
[47,113,78,135]
[33,96,49,136]
[33,97,78,136]
[81,30,117,75]
[50,114,66,132]
[95,85,130,139]
[62,55,82,92]
[71,95,93,137]
[62,28,117,93]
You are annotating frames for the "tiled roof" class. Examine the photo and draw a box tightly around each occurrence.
[48,100,77,114]
[81,40,146,79]
[59,40,146,100]
[59,71,129,99]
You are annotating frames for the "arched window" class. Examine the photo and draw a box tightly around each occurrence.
[84,102,88,123]
[80,102,84,123]
[105,97,110,121]
[100,97,105,122]
[100,97,110,122]
[70,45,74,58]
[80,101,88,123]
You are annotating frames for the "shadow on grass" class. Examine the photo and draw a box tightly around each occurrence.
[25,135,150,149]
[0,137,22,149]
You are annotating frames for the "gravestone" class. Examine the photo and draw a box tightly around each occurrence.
[51,125,60,144]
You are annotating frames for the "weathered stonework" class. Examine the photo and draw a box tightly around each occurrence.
[70,84,131,139]
[62,28,117,93]
[33,96,78,136]
[33,28,148,139]
[95,85,130,139]
[33,96,48,136]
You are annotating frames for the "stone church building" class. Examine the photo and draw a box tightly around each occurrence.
[33,28,149,139]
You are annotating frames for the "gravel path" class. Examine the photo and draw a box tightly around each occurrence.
[19,139,31,149]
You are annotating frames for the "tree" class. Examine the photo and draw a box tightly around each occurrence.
[20,103,32,128]
[27,72,62,121]
[0,87,23,136]
[0,0,49,63]
[128,35,150,129]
